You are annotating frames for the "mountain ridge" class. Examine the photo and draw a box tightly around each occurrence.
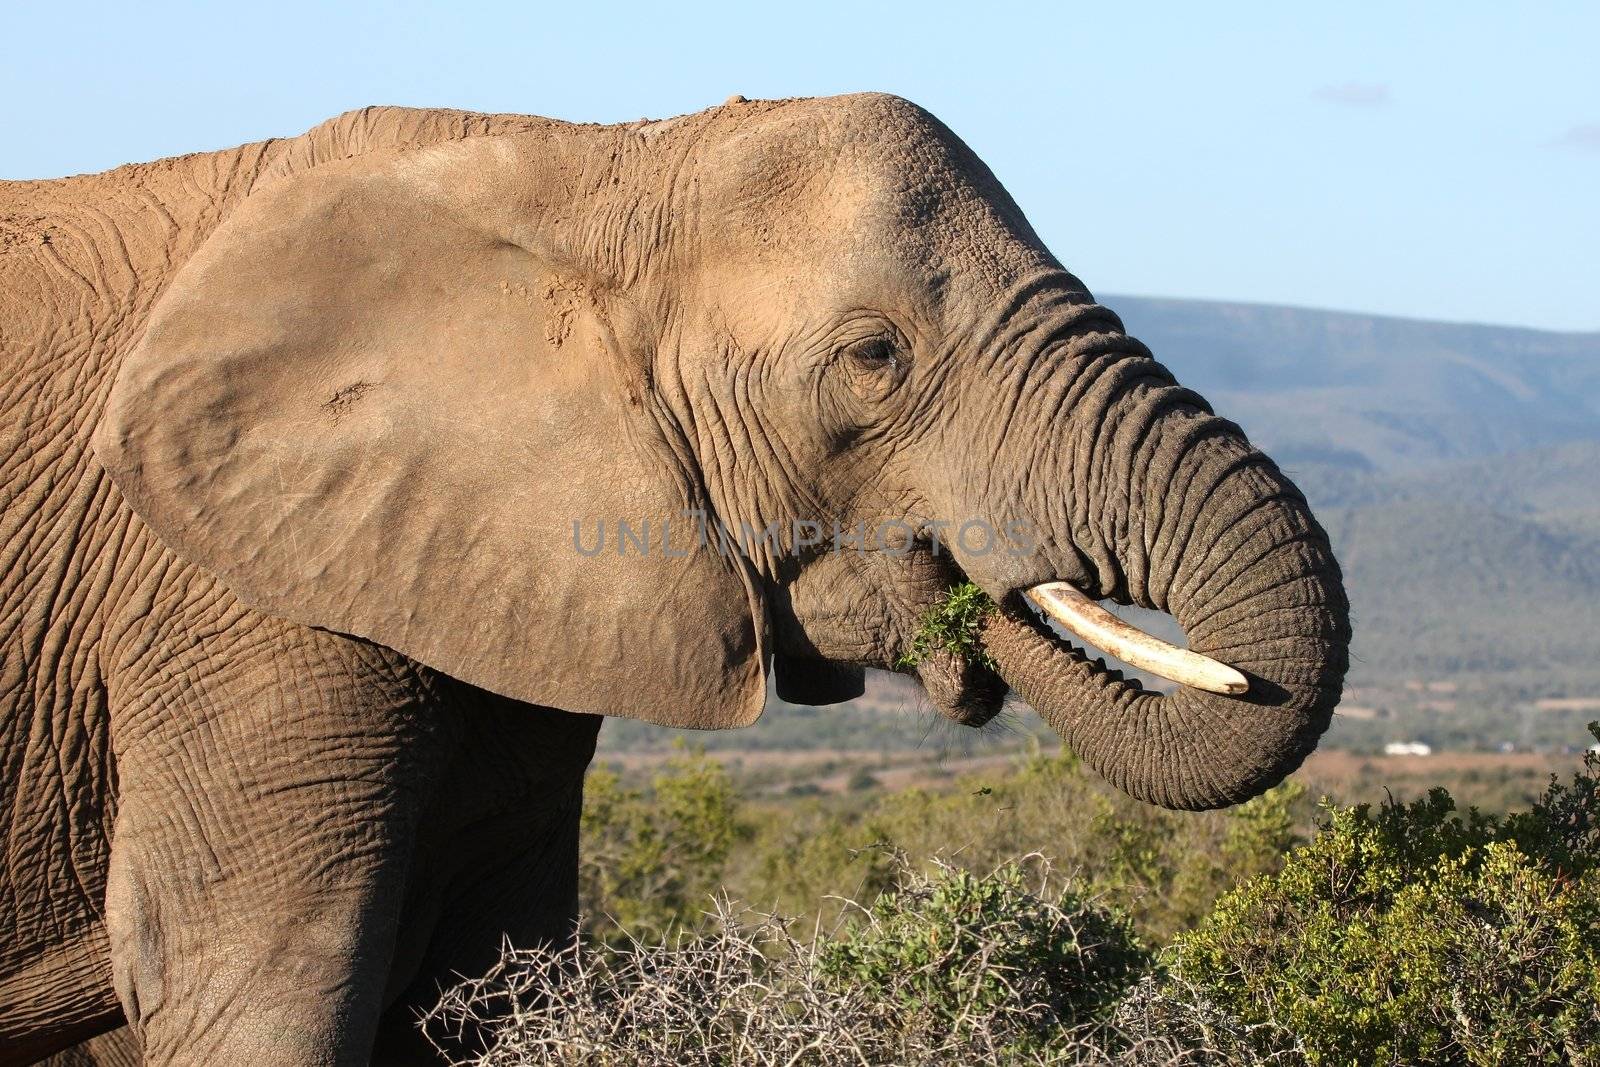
[1107,295,1600,476]
[1103,293,1599,341]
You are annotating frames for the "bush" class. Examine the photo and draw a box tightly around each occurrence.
[424,861,1274,1066]
[557,725,1600,1063]
[845,767,882,792]
[738,746,1313,944]
[816,858,1150,1042]
[1164,725,1600,1065]
[579,748,748,948]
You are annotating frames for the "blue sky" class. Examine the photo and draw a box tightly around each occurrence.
[5,2,1596,331]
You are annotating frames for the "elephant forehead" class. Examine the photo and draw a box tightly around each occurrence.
[691,94,1055,316]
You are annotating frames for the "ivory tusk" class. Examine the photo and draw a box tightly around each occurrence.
[1024,582,1250,696]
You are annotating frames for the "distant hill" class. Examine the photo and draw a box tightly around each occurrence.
[1321,496,1600,683]
[1112,297,1600,702]
[1111,296,1600,474]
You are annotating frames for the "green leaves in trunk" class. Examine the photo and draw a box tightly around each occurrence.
[895,581,997,670]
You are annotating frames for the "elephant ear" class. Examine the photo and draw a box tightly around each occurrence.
[95,134,769,728]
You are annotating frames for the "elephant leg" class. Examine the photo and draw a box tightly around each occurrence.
[105,621,445,1067]
[37,1026,141,1067]
[372,796,585,1064]
[372,759,592,1064]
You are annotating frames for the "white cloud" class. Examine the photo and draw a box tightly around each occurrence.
[1312,82,1392,108]
[1553,123,1600,151]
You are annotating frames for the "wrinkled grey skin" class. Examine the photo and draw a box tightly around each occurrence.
[2,96,1348,1065]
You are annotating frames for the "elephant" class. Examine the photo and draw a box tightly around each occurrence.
[0,95,1349,1065]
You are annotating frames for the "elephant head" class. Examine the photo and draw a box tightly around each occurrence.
[96,95,1348,811]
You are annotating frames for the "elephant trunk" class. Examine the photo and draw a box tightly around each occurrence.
[974,320,1349,810]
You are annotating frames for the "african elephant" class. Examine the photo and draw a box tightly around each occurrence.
[1,95,1348,1065]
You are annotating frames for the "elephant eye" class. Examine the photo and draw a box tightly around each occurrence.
[834,327,909,407]
[843,336,899,371]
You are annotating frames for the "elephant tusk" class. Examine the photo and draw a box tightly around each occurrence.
[1024,582,1250,696]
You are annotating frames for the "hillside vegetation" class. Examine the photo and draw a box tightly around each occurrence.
[430,728,1600,1065]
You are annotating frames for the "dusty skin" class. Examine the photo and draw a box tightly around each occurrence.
[0,97,1348,1065]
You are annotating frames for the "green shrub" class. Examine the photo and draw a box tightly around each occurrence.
[816,859,1150,1042]
[1166,725,1600,1065]
[428,861,1185,1066]
[570,724,1600,1062]
[737,746,1312,944]
[846,767,882,792]
[580,747,748,948]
